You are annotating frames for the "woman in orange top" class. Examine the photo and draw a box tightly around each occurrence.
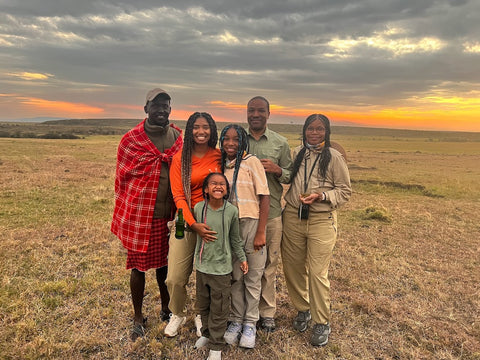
[164,112,221,338]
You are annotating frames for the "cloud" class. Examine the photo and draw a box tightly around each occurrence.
[0,0,479,131]
[7,72,53,80]
[326,27,446,58]
[17,95,104,116]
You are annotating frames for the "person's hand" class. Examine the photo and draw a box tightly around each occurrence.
[190,222,217,242]
[300,193,321,205]
[260,159,282,177]
[253,231,266,251]
[240,261,248,274]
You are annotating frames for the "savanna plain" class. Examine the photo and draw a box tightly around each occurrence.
[0,120,479,360]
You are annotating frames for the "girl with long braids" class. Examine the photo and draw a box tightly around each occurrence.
[281,114,351,347]
[219,124,270,349]
[164,112,221,338]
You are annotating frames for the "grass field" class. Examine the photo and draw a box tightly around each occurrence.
[0,123,479,359]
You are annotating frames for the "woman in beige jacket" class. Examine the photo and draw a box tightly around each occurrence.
[282,114,351,347]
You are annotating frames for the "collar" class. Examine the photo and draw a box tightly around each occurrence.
[247,126,271,140]
[144,117,169,134]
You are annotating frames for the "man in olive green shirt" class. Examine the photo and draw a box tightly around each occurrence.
[246,96,292,332]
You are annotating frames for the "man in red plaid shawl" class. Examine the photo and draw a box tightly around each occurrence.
[111,88,183,341]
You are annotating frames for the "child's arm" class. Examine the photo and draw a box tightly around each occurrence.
[229,207,247,265]
[253,194,270,250]
[240,261,248,274]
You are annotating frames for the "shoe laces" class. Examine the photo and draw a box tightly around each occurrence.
[170,314,183,324]
[297,311,310,321]
[243,325,255,336]
[228,322,242,333]
[312,323,329,334]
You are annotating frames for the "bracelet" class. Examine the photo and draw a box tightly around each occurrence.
[322,192,326,201]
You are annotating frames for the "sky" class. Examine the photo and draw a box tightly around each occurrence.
[1,0,479,132]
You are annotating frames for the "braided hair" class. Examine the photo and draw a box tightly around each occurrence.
[202,172,231,200]
[181,112,218,207]
[290,114,332,183]
[219,124,249,201]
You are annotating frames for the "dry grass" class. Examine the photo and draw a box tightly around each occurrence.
[1,129,479,360]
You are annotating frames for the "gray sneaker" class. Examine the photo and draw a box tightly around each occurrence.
[293,310,311,332]
[239,324,256,349]
[311,323,331,346]
[223,322,242,345]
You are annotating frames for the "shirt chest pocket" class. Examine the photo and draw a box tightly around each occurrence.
[258,148,279,164]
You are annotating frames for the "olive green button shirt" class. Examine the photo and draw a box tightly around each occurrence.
[247,127,292,219]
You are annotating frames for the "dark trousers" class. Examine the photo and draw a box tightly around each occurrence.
[196,270,231,351]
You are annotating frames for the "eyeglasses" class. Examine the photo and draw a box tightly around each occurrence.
[306,127,325,133]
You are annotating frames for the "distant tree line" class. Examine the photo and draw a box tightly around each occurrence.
[0,131,81,139]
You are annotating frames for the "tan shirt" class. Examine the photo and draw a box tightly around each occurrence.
[224,154,270,219]
[285,146,351,212]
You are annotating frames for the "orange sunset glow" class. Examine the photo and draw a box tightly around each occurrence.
[21,97,104,115]
[3,93,479,132]
[203,100,480,132]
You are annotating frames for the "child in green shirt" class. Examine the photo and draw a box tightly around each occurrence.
[193,172,248,360]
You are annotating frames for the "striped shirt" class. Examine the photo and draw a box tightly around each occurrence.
[224,154,270,219]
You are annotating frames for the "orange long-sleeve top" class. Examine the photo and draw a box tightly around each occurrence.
[169,147,221,226]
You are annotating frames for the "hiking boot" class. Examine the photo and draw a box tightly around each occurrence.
[293,310,311,332]
[311,323,331,346]
[207,350,222,360]
[239,324,256,349]
[164,313,186,337]
[195,314,202,337]
[259,317,276,332]
[223,322,242,345]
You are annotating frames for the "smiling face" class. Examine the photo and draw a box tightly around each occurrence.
[305,118,326,146]
[205,173,228,200]
[222,127,239,160]
[247,97,269,133]
[192,117,211,146]
[145,97,171,127]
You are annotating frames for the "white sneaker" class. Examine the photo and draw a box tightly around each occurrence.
[195,314,202,337]
[239,324,256,349]
[223,322,242,345]
[207,349,222,360]
[194,336,209,349]
[164,313,186,337]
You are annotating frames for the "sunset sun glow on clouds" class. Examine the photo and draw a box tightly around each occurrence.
[1,1,479,132]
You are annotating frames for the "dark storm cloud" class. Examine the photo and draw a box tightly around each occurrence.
[0,0,479,124]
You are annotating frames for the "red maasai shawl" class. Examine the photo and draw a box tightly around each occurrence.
[111,120,183,252]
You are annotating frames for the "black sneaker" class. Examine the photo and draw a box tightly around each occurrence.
[310,323,331,346]
[259,317,276,332]
[293,310,311,332]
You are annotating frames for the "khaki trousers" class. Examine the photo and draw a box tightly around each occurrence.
[165,228,197,316]
[281,205,337,324]
[259,216,282,318]
[196,271,231,351]
[230,218,267,325]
